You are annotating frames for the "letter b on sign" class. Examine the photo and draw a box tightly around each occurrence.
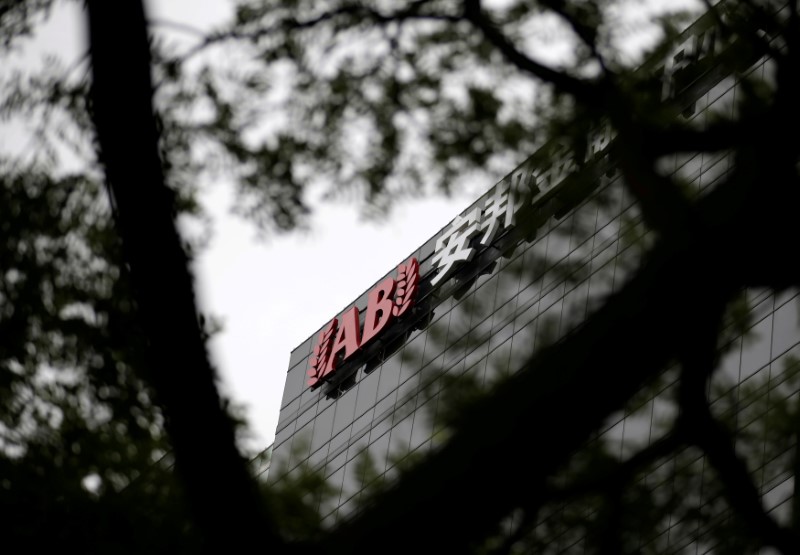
[361,276,397,345]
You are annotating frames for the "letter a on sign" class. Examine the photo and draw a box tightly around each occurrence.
[361,276,397,345]
[325,306,361,374]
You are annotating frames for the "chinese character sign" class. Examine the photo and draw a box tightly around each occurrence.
[430,177,521,287]
[430,207,482,287]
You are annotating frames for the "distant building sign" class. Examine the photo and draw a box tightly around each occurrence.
[427,13,726,288]
[305,13,729,394]
[429,146,578,287]
[430,180,516,286]
[307,258,420,388]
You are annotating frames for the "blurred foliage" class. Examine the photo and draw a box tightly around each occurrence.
[0,162,199,549]
[3,0,800,553]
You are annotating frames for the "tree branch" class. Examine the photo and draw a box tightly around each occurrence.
[486,507,538,555]
[538,0,608,72]
[609,125,697,240]
[179,1,459,63]
[676,290,800,554]
[314,147,800,553]
[646,120,744,155]
[462,0,598,102]
[548,432,686,503]
[703,0,786,61]
[148,17,207,38]
[484,431,684,553]
[86,1,279,551]
[688,400,799,553]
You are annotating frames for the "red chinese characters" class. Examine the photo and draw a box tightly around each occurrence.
[307,258,420,388]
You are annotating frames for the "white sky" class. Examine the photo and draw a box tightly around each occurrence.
[5,0,700,453]
[148,1,480,451]
[3,0,476,452]
[196,184,475,450]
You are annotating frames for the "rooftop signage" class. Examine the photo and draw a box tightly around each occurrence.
[304,15,729,392]
[307,258,420,389]
[428,124,610,289]
[426,13,725,289]
[430,179,517,287]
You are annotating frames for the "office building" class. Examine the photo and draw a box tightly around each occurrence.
[268,6,797,551]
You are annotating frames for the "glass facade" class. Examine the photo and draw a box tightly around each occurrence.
[268,13,795,552]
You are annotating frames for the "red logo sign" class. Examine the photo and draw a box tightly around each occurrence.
[307,258,420,389]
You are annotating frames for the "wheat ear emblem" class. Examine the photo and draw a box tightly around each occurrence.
[307,318,337,387]
[392,257,419,317]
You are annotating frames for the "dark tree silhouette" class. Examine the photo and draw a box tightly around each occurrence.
[3,0,800,553]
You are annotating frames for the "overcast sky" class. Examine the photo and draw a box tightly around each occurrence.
[5,0,698,453]
[152,1,484,451]
[3,0,477,452]
[196,183,476,450]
